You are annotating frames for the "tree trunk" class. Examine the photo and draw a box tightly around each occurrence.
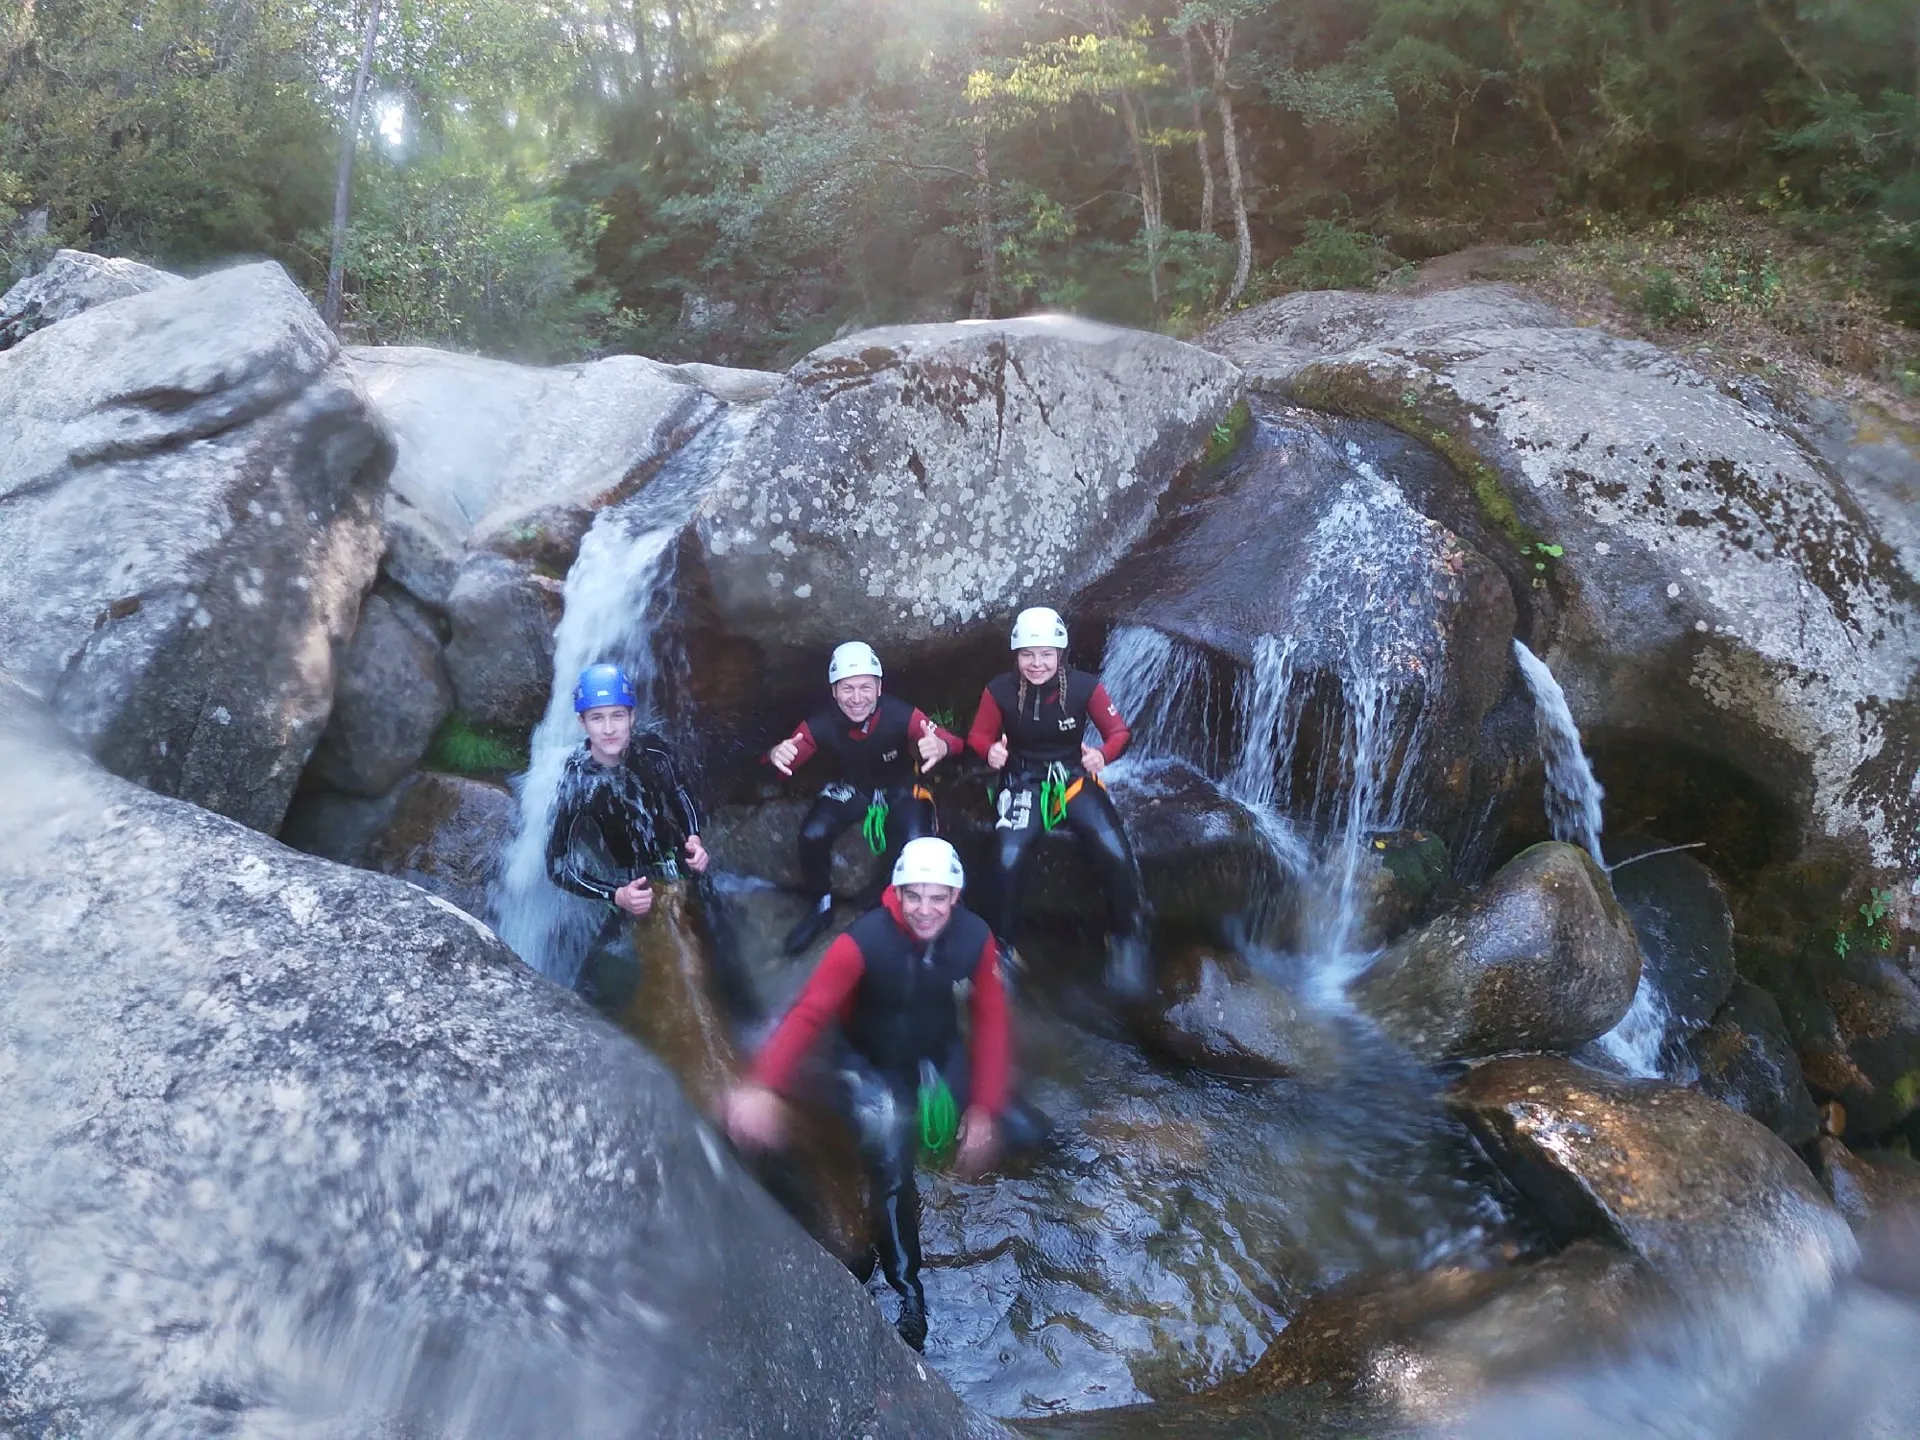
[1180,30,1217,233]
[323,0,383,331]
[1117,91,1163,312]
[1501,11,1564,152]
[1202,20,1252,304]
[971,115,995,319]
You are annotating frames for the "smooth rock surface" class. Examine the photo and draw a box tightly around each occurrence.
[307,589,452,797]
[1607,837,1738,1040]
[1208,285,1920,877]
[443,551,565,729]
[1140,945,1342,1078]
[0,248,182,350]
[366,771,516,920]
[1352,842,1641,1060]
[0,675,991,1439]
[687,317,1243,680]
[0,261,388,832]
[1687,977,1821,1146]
[1819,1138,1920,1233]
[1448,1055,1854,1286]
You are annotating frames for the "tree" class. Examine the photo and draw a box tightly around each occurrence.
[1175,1,1261,304]
[324,0,383,328]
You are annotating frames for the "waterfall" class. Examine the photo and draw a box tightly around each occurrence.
[492,406,740,985]
[1510,639,1605,867]
[1510,640,1674,1076]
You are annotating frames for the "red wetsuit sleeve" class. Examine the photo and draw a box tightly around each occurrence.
[966,687,1005,761]
[907,708,968,765]
[968,935,1011,1116]
[1087,682,1131,763]
[750,935,865,1094]
[778,719,818,773]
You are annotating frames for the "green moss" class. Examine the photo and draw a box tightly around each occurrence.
[1891,1070,1920,1118]
[427,714,528,776]
[1204,397,1253,467]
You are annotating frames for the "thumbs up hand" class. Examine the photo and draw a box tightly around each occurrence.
[987,734,1009,771]
[916,716,949,770]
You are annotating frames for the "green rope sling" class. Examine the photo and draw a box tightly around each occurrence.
[917,1059,958,1160]
[862,792,890,854]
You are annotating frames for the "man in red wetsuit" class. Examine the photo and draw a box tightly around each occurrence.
[767,640,967,953]
[726,837,1046,1352]
[967,605,1152,999]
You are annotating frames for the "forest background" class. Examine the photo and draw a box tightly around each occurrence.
[3,0,1916,387]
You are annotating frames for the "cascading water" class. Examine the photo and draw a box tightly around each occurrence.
[1511,639,1672,1077]
[491,405,742,985]
[1102,420,1445,985]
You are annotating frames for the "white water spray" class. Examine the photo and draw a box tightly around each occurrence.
[492,406,743,985]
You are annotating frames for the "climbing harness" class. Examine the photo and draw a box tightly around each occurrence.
[917,1059,958,1160]
[863,791,890,855]
[1040,761,1082,832]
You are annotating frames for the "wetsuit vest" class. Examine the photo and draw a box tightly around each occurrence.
[987,667,1103,774]
[841,903,994,1079]
[546,735,701,901]
[806,693,918,792]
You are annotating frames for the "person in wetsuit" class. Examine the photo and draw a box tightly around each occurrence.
[767,641,966,954]
[966,606,1153,999]
[725,837,1046,1353]
[546,662,754,1018]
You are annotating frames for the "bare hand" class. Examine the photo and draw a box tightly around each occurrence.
[685,834,710,874]
[614,878,652,917]
[956,1106,999,1179]
[916,718,949,772]
[1080,744,1106,777]
[726,1083,788,1150]
[769,737,800,776]
[987,733,1009,771]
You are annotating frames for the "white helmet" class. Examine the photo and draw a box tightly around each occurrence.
[892,836,965,891]
[828,641,883,685]
[1010,606,1069,651]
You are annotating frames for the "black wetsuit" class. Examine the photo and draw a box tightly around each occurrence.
[545,735,754,1018]
[970,668,1148,956]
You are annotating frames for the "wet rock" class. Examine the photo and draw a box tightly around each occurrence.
[1082,403,1515,830]
[347,345,774,602]
[0,248,182,350]
[277,785,404,867]
[1208,285,1920,881]
[686,318,1243,689]
[1606,838,1737,1040]
[1448,1055,1853,1285]
[1688,978,1820,1147]
[0,676,990,1439]
[442,552,564,730]
[1138,945,1340,1078]
[1352,830,1451,948]
[1207,1242,1661,1415]
[1819,1137,1920,1233]
[306,590,452,798]
[1351,842,1640,1060]
[0,261,388,833]
[365,771,515,920]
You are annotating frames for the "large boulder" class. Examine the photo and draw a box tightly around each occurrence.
[0,676,991,1439]
[1137,944,1344,1078]
[443,551,565,729]
[1687,978,1821,1147]
[365,771,516,921]
[1448,1055,1854,1286]
[0,248,182,350]
[346,345,777,609]
[684,318,1243,691]
[1351,842,1641,1059]
[305,589,452,798]
[1208,286,1920,879]
[0,261,388,833]
[1607,838,1737,1042]
[1083,403,1516,830]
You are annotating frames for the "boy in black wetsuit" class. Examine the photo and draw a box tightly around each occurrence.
[767,641,966,954]
[546,662,754,1018]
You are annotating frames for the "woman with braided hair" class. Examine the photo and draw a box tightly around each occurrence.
[965,606,1152,1000]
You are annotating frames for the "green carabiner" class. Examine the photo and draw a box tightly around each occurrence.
[1040,761,1071,832]
[917,1061,958,1160]
[862,793,890,855]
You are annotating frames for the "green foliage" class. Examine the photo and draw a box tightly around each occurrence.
[1205,398,1252,464]
[1833,886,1898,960]
[427,715,527,777]
[1267,220,1399,293]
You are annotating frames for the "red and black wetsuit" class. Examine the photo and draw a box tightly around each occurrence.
[749,888,1044,1346]
[966,667,1148,957]
[774,694,966,902]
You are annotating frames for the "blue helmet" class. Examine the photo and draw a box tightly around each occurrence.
[573,663,637,713]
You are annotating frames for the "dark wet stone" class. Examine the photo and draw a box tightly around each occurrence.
[1448,1055,1851,1285]
[1819,1138,1920,1234]
[307,589,453,799]
[1352,829,1451,948]
[1136,945,1341,1078]
[1688,978,1820,1147]
[366,771,515,920]
[1351,842,1640,1060]
[1607,837,1736,1039]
